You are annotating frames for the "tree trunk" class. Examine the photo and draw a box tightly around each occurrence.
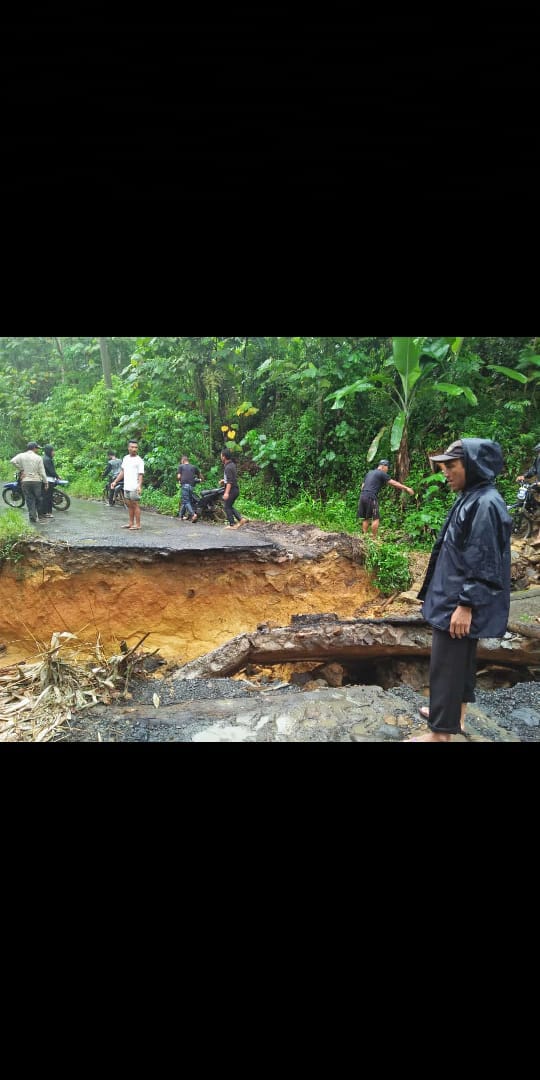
[396,429,410,483]
[53,337,66,382]
[99,337,112,389]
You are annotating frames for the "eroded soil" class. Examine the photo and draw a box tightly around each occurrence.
[0,523,398,665]
[1,521,539,742]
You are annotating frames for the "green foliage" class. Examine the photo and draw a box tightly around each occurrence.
[140,489,179,516]
[364,539,412,596]
[0,510,33,564]
[1,335,538,541]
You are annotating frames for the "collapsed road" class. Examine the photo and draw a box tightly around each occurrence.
[0,498,539,741]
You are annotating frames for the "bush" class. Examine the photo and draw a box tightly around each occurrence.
[364,539,412,596]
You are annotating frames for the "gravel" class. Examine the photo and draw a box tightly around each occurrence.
[126,671,540,740]
[128,674,302,707]
[389,681,540,741]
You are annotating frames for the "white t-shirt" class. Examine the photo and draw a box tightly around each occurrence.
[121,454,144,489]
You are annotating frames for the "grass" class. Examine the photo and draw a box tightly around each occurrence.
[0,509,34,563]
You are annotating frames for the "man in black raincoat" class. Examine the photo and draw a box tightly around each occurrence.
[408,439,512,742]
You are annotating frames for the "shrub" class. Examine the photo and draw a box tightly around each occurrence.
[364,539,412,596]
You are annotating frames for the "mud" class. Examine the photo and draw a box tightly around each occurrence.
[0,537,382,664]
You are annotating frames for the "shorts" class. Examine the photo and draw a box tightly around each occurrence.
[358,495,379,520]
[124,489,141,501]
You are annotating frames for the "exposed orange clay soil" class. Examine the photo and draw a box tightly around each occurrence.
[0,548,391,666]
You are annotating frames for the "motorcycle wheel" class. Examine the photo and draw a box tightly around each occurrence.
[52,491,71,510]
[513,512,532,539]
[113,489,126,508]
[2,489,24,508]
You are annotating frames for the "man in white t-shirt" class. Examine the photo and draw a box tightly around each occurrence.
[111,440,145,530]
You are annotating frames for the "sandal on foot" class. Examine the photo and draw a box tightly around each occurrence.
[418,705,468,736]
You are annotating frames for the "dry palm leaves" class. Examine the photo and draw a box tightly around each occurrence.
[0,631,160,742]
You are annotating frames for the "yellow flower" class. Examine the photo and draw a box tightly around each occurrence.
[221,424,229,433]
[227,430,236,439]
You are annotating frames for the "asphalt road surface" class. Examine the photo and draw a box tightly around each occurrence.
[0,495,276,553]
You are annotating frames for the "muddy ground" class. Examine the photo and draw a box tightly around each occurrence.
[59,528,540,743]
[1,515,538,742]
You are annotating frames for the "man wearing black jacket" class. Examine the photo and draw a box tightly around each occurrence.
[40,444,61,518]
[408,439,512,742]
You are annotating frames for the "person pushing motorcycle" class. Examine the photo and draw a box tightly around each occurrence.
[102,451,123,506]
[177,455,203,523]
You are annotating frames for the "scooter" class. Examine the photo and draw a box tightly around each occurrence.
[182,479,227,522]
[2,472,71,511]
[507,482,540,539]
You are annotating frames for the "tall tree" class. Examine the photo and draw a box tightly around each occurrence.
[99,337,112,389]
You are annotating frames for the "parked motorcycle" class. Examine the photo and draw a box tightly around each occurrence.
[188,480,227,522]
[2,473,71,511]
[507,482,540,539]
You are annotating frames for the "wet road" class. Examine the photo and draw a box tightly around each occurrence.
[0,495,276,553]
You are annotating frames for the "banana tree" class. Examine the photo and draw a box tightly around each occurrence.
[327,336,472,481]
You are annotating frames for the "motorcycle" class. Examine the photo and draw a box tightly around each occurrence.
[184,479,227,522]
[507,482,540,539]
[2,472,71,511]
[102,478,126,507]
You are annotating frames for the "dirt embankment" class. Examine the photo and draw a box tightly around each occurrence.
[0,525,388,664]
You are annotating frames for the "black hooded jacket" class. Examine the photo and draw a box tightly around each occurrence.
[43,444,60,480]
[418,439,512,638]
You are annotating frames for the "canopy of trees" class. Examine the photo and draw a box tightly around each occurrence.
[1,336,538,543]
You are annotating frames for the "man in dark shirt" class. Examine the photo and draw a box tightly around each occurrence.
[177,455,203,522]
[357,459,414,537]
[221,449,248,528]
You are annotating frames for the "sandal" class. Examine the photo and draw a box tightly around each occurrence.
[418,705,468,736]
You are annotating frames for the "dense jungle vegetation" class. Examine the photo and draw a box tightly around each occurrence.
[0,336,538,550]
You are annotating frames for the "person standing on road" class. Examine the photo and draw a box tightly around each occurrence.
[407,439,512,743]
[517,441,540,545]
[40,444,62,518]
[10,441,49,525]
[357,459,414,537]
[102,451,123,506]
[220,450,248,529]
[177,454,203,522]
[111,440,144,530]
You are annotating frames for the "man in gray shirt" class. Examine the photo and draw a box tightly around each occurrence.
[10,441,49,524]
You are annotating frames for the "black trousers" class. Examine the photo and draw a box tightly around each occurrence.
[40,482,54,514]
[22,481,44,522]
[224,485,242,525]
[429,628,478,734]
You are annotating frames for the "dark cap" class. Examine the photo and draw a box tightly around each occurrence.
[26,441,40,450]
[378,459,390,466]
[430,439,465,463]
